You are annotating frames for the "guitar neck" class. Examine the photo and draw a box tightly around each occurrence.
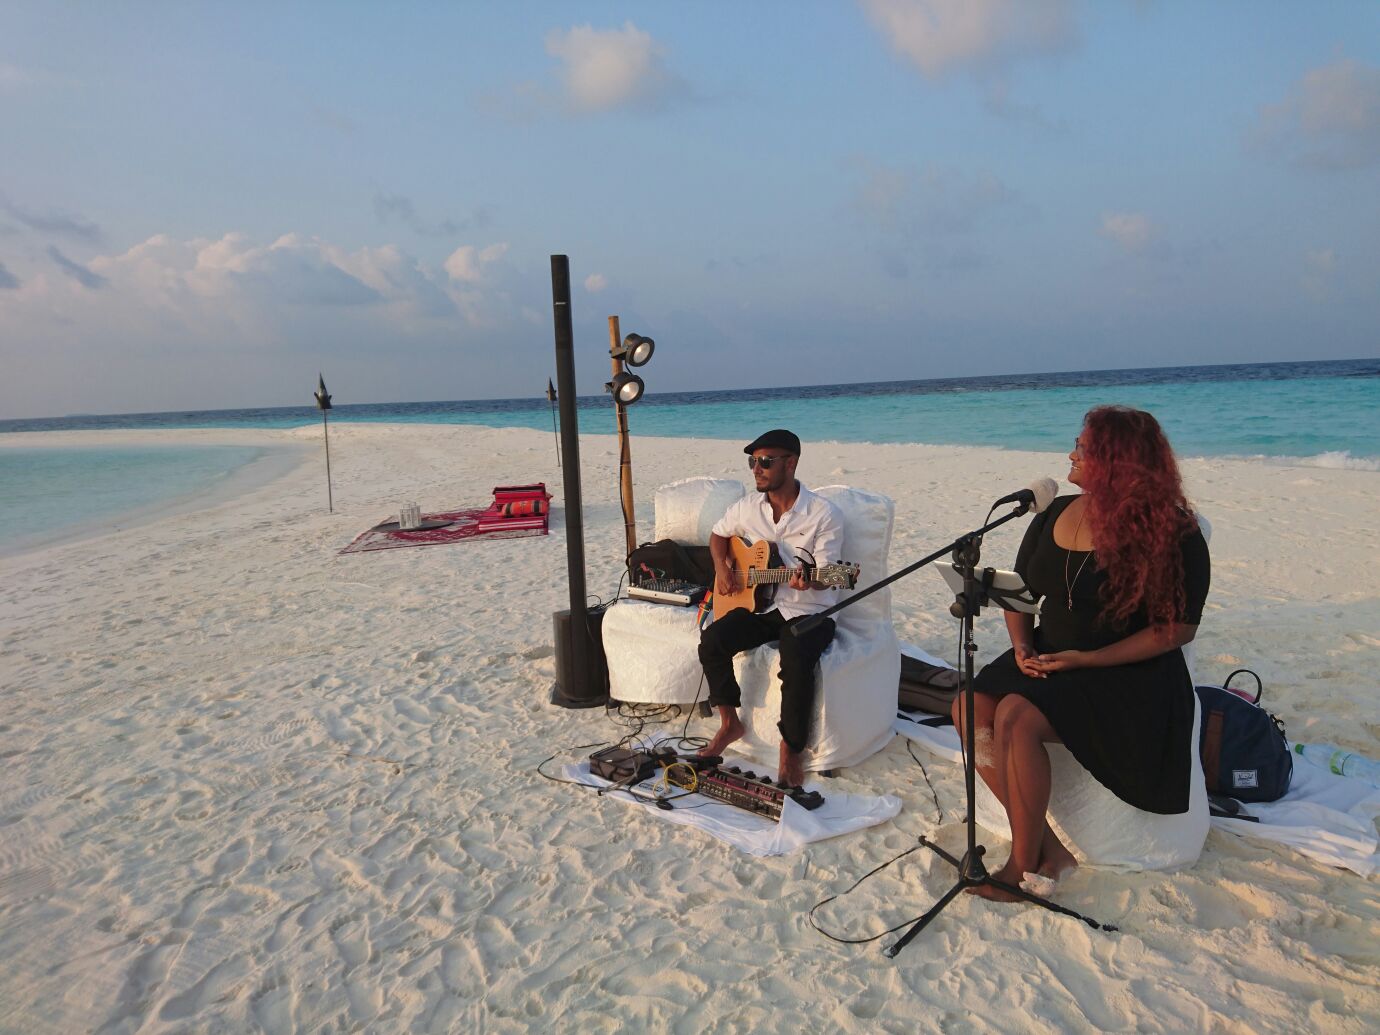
[733,566,809,584]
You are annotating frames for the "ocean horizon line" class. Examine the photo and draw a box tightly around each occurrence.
[4,356,1376,429]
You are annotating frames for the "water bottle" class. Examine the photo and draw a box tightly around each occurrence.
[1294,743,1380,786]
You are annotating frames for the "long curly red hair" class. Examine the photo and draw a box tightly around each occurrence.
[1080,406,1197,628]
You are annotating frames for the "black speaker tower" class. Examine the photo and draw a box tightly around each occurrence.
[549,255,607,708]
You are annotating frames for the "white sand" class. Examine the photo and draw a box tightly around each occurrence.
[1,423,1377,1033]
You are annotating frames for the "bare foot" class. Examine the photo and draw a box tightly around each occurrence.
[778,742,805,787]
[1037,839,1078,883]
[698,710,745,758]
[971,862,1026,903]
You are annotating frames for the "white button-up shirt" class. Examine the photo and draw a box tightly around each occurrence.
[711,482,845,620]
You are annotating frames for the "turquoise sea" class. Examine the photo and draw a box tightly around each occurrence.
[1,359,1375,555]
[0,446,268,556]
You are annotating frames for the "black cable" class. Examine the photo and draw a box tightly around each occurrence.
[808,841,933,944]
[905,738,943,823]
[604,699,684,751]
[669,671,710,752]
[808,691,947,945]
[535,742,617,789]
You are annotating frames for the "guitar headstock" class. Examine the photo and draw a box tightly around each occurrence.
[815,561,861,590]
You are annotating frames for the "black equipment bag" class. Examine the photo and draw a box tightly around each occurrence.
[1196,669,1293,804]
[627,538,714,588]
[898,653,961,717]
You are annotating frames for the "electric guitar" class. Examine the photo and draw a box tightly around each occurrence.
[711,536,860,622]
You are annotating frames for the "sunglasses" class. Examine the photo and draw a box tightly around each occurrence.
[748,455,786,470]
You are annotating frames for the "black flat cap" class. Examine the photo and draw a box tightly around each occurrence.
[744,429,801,455]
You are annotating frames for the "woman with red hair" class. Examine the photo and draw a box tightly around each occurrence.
[958,406,1210,901]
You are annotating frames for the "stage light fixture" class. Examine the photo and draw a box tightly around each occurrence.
[606,371,645,406]
[612,333,655,367]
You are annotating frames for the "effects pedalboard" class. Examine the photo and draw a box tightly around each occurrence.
[587,747,825,822]
[627,578,708,607]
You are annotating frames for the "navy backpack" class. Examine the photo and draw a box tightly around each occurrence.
[1196,669,1293,806]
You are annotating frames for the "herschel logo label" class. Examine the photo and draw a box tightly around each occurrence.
[1233,770,1259,789]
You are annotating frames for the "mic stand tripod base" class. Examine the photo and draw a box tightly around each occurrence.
[883,838,1113,958]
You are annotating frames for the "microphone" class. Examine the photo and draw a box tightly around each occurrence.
[992,477,1059,514]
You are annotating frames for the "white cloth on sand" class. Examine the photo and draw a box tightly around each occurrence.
[561,748,900,858]
[1212,753,1380,877]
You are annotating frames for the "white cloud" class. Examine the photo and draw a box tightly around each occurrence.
[859,0,1076,80]
[0,231,541,415]
[1254,56,1380,170]
[1098,211,1155,254]
[443,242,510,283]
[544,22,682,113]
[1,232,522,345]
[584,273,608,293]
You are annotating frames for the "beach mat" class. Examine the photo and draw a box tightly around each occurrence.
[339,506,549,555]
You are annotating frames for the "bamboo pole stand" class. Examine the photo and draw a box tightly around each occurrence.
[608,315,637,560]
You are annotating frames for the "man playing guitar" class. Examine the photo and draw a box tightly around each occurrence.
[698,429,845,787]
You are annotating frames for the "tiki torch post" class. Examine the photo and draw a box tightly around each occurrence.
[545,377,562,468]
[313,373,334,513]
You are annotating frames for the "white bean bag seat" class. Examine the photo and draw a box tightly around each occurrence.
[604,477,745,707]
[973,694,1208,870]
[603,599,710,706]
[653,476,747,545]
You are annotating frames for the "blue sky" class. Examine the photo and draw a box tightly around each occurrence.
[1,1,1377,418]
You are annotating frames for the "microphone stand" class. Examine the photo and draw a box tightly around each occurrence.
[791,501,1117,956]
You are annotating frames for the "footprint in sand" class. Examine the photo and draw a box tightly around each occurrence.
[249,969,298,1034]
[329,912,372,970]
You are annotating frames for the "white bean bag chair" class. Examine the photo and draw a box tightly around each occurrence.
[653,477,745,545]
[730,484,900,773]
[603,599,709,706]
[973,694,1209,870]
[604,477,744,706]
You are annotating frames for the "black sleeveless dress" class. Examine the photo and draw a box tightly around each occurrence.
[972,495,1211,815]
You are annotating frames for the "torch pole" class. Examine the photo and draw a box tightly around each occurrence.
[608,316,637,561]
[323,410,333,513]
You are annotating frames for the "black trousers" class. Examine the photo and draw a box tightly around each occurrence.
[698,608,836,754]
